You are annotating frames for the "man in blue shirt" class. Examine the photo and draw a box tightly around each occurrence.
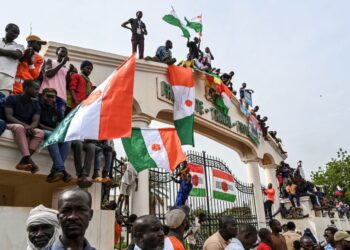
[172,165,193,206]
[145,40,176,65]
[50,188,96,250]
[324,227,338,250]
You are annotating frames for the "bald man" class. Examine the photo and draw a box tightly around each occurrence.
[131,215,164,250]
[50,188,95,250]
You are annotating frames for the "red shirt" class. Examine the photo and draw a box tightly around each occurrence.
[69,73,93,108]
[257,242,272,250]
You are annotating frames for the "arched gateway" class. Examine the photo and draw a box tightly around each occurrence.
[0,42,286,249]
[42,41,286,225]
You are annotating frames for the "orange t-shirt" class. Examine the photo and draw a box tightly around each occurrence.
[265,188,275,203]
[115,223,122,245]
[13,53,44,94]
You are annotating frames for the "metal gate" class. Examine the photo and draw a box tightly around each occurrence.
[149,150,258,239]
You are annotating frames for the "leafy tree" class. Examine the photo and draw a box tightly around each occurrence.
[311,148,350,200]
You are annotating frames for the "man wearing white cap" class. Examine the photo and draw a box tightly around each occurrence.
[164,208,190,250]
[26,204,60,250]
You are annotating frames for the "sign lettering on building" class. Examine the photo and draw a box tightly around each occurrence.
[159,81,259,144]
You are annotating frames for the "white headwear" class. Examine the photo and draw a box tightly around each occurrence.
[26,204,60,250]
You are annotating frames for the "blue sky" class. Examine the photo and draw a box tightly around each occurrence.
[2,0,349,182]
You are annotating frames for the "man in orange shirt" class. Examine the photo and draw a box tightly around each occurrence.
[115,210,124,248]
[13,35,46,94]
[286,180,300,207]
[263,183,276,220]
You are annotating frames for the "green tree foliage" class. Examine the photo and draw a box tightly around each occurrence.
[311,148,350,200]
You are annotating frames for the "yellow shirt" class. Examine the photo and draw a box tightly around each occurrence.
[180,59,194,68]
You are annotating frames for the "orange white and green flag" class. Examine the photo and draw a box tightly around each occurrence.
[215,83,234,115]
[212,169,236,202]
[188,163,206,197]
[121,128,186,173]
[43,54,136,148]
[168,65,195,146]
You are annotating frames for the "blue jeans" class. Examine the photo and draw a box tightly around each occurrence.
[45,131,71,172]
[94,146,112,176]
[0,119,6,135]
[56,97,66,119]
[289,194,301,207]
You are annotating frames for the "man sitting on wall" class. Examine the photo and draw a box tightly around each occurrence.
[0,92,7,135]
[5,80,44,173]
[145,40,176,65]
[39,88,72,183]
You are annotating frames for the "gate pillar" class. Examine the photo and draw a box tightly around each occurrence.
[263,164,280,215]
[131,114,152,216]
[244,158,266,228]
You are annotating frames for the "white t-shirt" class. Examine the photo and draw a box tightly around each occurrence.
[121,162,138,185]
[0,38,24,77]
[202,52,212,64]
[225,238,245,250]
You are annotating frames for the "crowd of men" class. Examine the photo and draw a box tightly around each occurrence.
[260,159,350,223]
[0,23,116,188]
[26,191,350,250]
[2,12,350,250]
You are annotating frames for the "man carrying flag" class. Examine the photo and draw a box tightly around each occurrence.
[172,163,193,206]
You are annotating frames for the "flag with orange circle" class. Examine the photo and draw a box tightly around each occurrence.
[122,128,186,173]
[168,65,195,146]
[212,168,236,202]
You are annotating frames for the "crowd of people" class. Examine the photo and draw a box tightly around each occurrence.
[2,12,350,250]
[261,160,350,222]
[0,9,286,188]
[25,191,350,250]
[0,23,117,188]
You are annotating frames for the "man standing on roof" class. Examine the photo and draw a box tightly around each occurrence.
[122,11,148,59]
[13,35,46,94]
[0,23,24,96]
